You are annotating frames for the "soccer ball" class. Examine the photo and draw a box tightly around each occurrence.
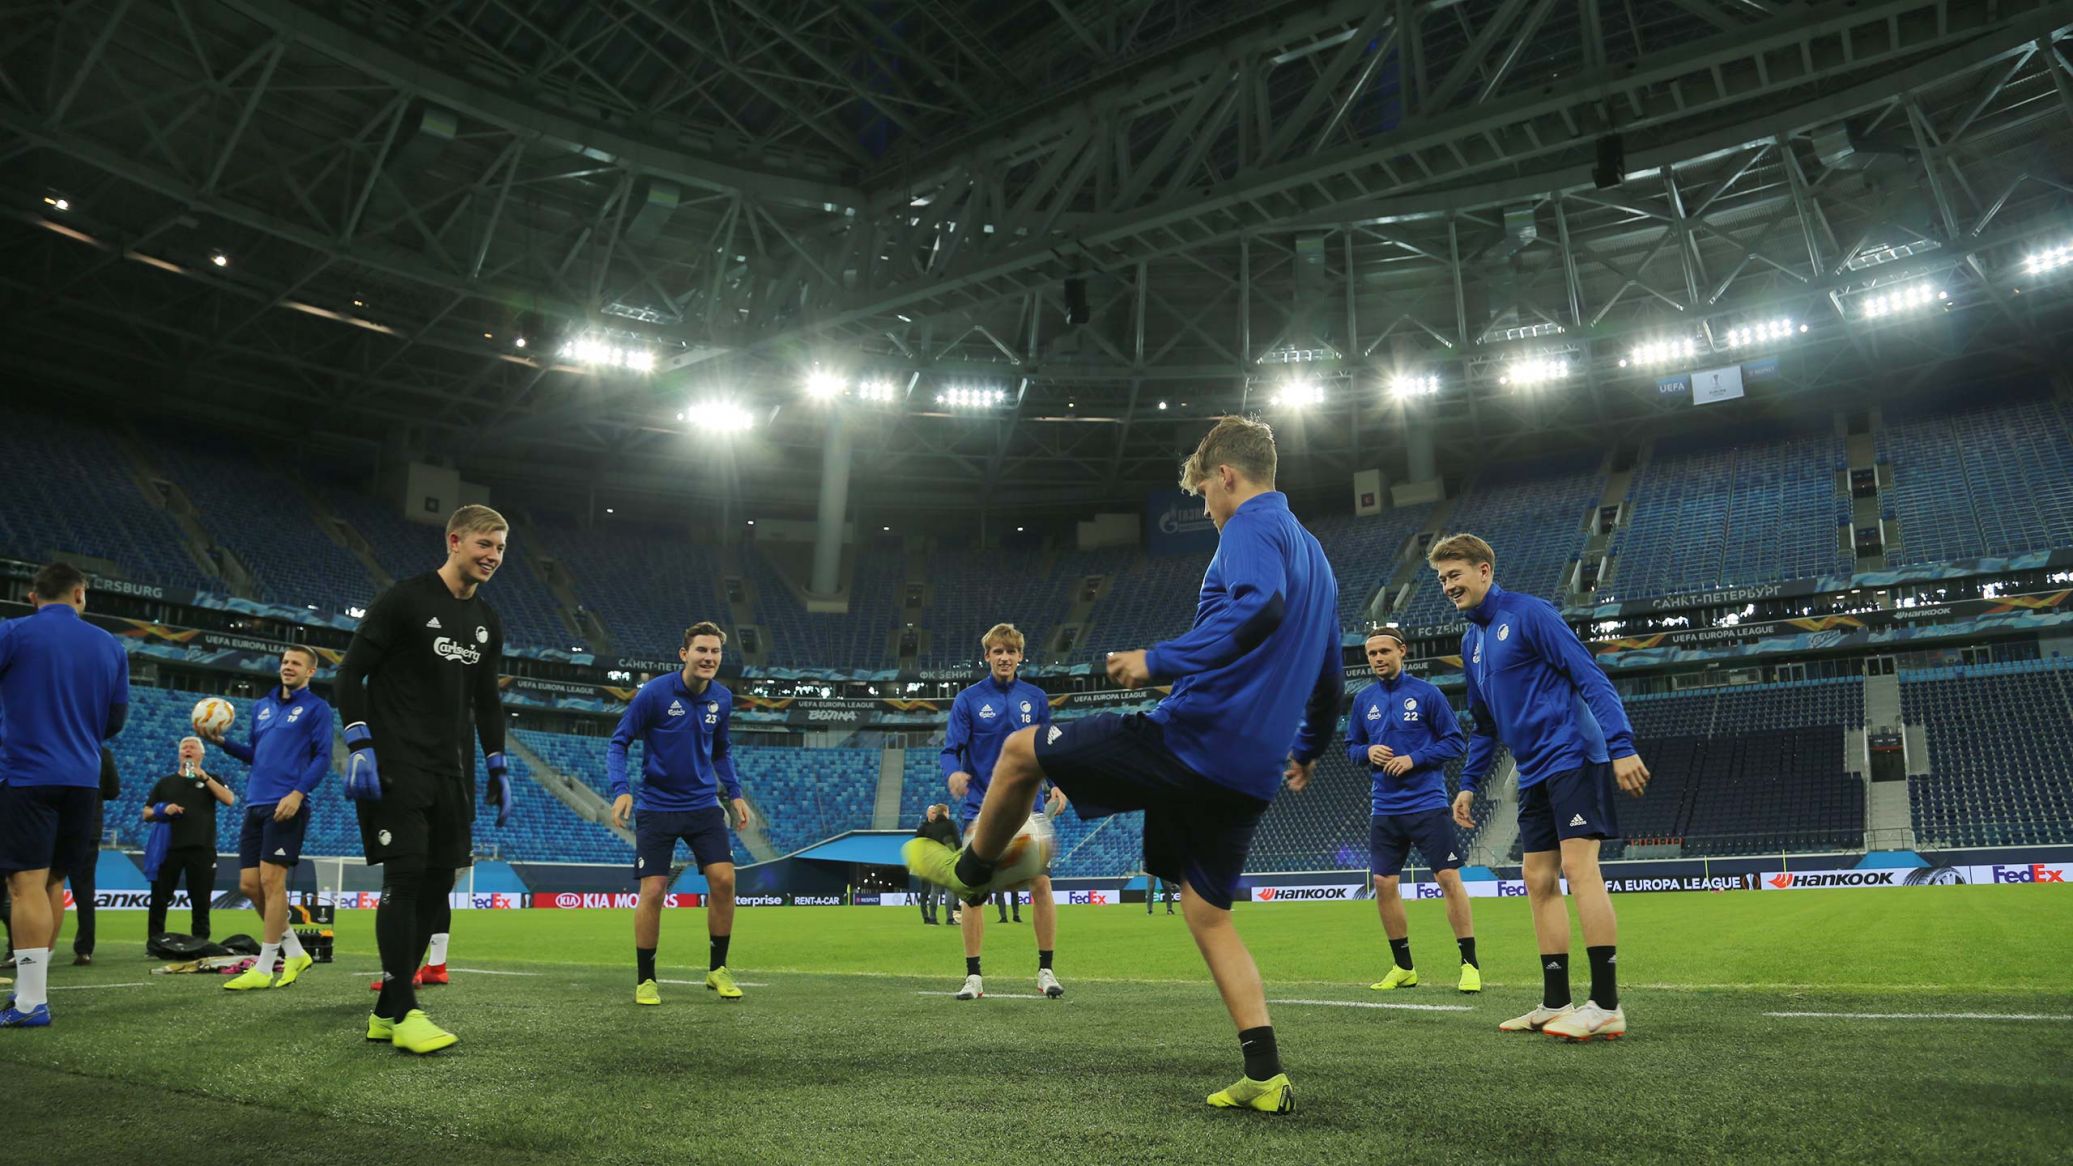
[988,814,1057,891]
[191,697,235,737]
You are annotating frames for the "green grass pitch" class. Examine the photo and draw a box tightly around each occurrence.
[10,886,2071,1164]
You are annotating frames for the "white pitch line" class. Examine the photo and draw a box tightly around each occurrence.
[49,982,148,991]
[658,979,768,987]
[447,966,545,977]
[917,991,1050,999]
[1765,1010,2072,1022]
[1271,997,1474,1013]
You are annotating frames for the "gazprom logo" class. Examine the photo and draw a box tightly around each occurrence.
[1158,504,1216,536]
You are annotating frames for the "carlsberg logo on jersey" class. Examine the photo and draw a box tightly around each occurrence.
[433,636,482,665]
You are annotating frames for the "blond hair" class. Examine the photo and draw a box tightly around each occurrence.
[981,623,1025,654]
[1178,415,1276,494]
[445,504,508,539]
[683,621,728,649]
[1426,532,1496,569]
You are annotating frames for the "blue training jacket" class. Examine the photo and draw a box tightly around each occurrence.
[1458,584,1636,793]
[1144,492,1343,802]
[218,685,331,808]
[0,604,129,788]
[608,672,742,812]
[940,674,1052,821]
[1345,672,1466,815]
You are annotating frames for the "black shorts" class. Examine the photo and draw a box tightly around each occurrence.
[1369,808,1463,878]
[1517,761,1621,853]
[355,767,474,870]
[0,783,99,877]
[1032,713,1269,911]
[239,802,311,869]
[634,807,734,878]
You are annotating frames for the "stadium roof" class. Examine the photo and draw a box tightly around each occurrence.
[6,1,2073,514]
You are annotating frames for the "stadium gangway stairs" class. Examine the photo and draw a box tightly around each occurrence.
[505,733,636,850]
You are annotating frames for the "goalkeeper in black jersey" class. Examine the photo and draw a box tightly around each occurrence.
[335,504,515,1054]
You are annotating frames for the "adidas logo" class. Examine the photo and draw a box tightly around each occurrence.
[425,617,443,629]
[667,700,685,716]
[1545,960,1563,970]
[1046,726,1063,745]
[1447,852,1458,862]
[1568,814,1587,827]
[273,848,287,856]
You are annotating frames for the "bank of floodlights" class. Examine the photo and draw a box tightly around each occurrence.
[1271,379,1326,408]
[562,333,657,372]
[1858,282,1944,320]
[1722,317,1804,349]
[1622,336,1698,369]
[1390,372,1441,399]
[1500,355,1570,387]
[854,378,902,404]
[2022,242,2072,277]
[677,399,756,433]
[936,384,1006,409]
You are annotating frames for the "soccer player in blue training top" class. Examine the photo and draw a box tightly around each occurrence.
[1299,626,1475,993]
[1432,533,1650,1041]
[609,621,753,1007]
[206,644,331,991]
[940,622,1066,1002]
[907,416,1341,1114]
[0,562,129,1028]
[336,504,515,1055]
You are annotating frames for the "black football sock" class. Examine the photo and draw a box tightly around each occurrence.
[953,850,997,889]
[637,947,657,984]
[1541,952,1572,1009]
[709,934,731,971]
[1458,937,1479,968]
[413,867,455,969]
[1388,937,1414,971]
[1038,949,1054,971]
[1238,1026,1282,1080]
[1586,945,1619,1010]
[965,956,982,977]
[374,868,424,1020]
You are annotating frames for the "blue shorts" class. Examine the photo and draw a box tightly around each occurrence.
[1369,808,1462,877]
[1517,762,1621,853]
[0,783,99,877]
[1032,712,1269,911]
[238,802,311,869]
[635,806,733,878]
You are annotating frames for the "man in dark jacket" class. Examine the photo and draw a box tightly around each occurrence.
[142,737,236,940]
[913,805,959,924]
[65,749,121,964]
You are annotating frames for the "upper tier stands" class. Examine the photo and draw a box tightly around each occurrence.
[1307,507,1433,626]
[150,434,373,613]
[538,517,725,657]
[748,543,905,672]
[0,413,212,591]
[1880,395,2073,565]
[919,548,1074,669]
[1397,453,1602,627]
[1608,426,1850,600]
[1903,658,2073,848]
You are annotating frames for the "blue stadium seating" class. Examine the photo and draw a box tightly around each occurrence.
[1604,678,1867,856]
[1608,427,1849,600]
[1307,507,1433,626]
[747,543,904,671]
[1880,396,2073,565]
[1902,658,2073,847]
[536,517,724,657]
[0,411,213,591]
[1398,454,1602,626]
[919,548,1074,668]
[150,434,374,613]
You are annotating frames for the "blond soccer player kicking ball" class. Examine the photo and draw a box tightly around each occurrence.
[908,417,1341,1112]
[1432,534,1650,1041]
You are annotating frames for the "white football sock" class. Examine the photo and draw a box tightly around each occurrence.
[426,932,449,966]
[15,949,50,1009]
[257,942,280,972]
[279,930,306,960]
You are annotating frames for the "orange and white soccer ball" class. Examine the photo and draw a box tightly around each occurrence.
[191,697,236,737]
[991,813,1057,890]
